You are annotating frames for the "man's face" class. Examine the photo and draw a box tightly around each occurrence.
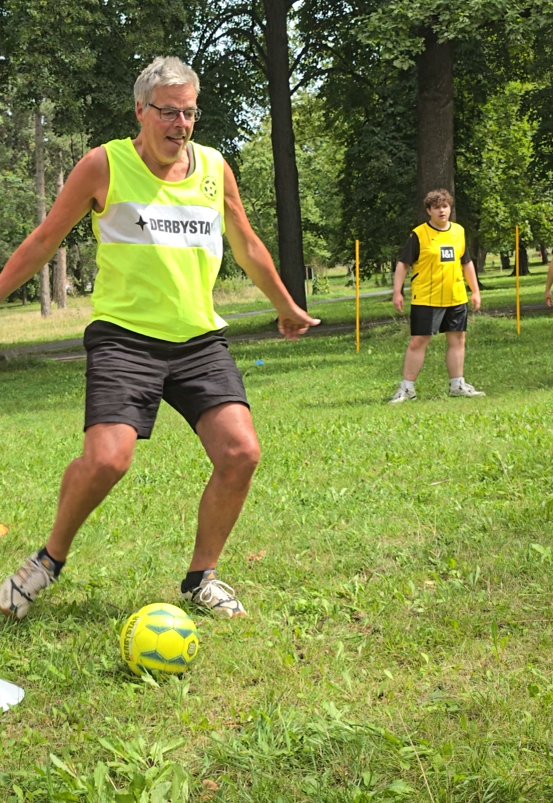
[136,83,197,164]
[427,202,451,228]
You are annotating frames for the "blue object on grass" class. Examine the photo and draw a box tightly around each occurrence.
[255,360,264,365]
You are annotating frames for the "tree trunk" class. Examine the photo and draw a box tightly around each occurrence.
[262,0,307,309]
[540,242,548,264]
[471,237,486,290]
[416,29,455,223]
[500,252,510,271]
[510,244,530,276]
[70,243,83,292]
[477,245,487,274]
[53,157,67,308]
[35,109,51,317]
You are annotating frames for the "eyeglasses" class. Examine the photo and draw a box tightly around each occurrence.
[147,103,201,123]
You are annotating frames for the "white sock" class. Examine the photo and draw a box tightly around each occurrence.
[450,376,463,388]
[402,379,415,391]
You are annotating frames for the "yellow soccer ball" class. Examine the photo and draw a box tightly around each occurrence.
[120,603,199,676]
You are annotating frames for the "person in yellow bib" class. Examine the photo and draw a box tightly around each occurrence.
[389,189,485,403]
[0,57,320,621]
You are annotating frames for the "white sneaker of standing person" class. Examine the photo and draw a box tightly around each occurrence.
[389,380,417,404]
[449,378,485,398]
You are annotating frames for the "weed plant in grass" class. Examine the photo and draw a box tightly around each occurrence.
[2,316,553,800]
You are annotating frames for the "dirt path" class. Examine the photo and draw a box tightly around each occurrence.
[0,302,550,363]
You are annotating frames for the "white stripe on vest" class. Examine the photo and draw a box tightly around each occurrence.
[98,202,223,258]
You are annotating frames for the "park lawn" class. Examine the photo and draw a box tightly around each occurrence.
[1,263,549,351]
[2,315,553,801]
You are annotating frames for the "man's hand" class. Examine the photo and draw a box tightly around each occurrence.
[277,305,321,341]
[393,291,404,313]
[471,291,481,311]
[546,289,552,307]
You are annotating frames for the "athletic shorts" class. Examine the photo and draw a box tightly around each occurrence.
[410,303,468,336]
[83,321,249,439]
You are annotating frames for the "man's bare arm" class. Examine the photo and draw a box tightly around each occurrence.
[462,261,481,311]
[223,160,319,339]
[0,148,108,304]
[392,261,410,313]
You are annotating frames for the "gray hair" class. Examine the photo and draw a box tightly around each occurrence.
[134,57,200,106]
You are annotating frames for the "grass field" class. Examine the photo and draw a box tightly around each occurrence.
[2,312,553,801]
[0,262,549,351]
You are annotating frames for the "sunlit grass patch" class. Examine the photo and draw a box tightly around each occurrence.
[1,316,553,799]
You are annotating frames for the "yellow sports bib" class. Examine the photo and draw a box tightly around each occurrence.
[410,222,468,307]
[91,138,227,341]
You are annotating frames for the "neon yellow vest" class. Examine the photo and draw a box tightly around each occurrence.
[91,138,227,341]
[410,222,468,307]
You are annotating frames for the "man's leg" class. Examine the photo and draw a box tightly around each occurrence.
[403,335,433,381]
[446,330,485,397]
[445,330,465,379]
[189,402,260,571]
[46,423,137,561]
[181,402,259,618]
[390,335,432,403]
[0,423,136,619]
[390,303,441,403]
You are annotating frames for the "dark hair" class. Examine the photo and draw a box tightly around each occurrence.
[424,189,454,210]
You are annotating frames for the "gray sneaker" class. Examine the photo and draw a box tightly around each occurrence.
[181,570,247,618]
[449,381,485,398]
[389,384,417,404]
[0,552,56,620]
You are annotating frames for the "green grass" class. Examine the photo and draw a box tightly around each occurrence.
[2,262,549,351]
[2,315,553,800]
[221,265,551,339]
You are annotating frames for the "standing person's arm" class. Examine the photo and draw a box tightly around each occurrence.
[393,231,420,313]
[392,262,410,312]
[0,148,108,304]
[222,161,319,341]
[462,261,481,311]
[545,257,553,307]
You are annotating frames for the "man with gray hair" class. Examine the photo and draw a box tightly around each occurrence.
[0,56,319,620]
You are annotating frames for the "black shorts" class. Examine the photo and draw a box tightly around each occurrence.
[410,303,468,336]
[83,321,249,439]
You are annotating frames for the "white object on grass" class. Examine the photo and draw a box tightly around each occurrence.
[0,678,24,712]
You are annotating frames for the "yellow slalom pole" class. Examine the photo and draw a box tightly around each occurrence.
[355,240,360,353]
[515,225,520,335]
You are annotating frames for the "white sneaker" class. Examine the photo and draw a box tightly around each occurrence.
[0,552,56,620]
[389,384,417,404]
[449,381,485,398]
[181,570,247,618]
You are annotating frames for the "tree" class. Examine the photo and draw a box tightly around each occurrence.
[53,155,67,309]
[416,30,454,222]
[261,0,307,307]
[237,93,345,273]
[185,1,316,308]
[308,0,553,269]
[458,80,553,272]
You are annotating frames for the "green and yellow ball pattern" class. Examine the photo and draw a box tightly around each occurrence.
[120,602,199,675]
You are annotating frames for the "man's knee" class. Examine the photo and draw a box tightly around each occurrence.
[83,447,134,484]
[409,335,431,351]
[447,331,465,347]
[215,437,260,482]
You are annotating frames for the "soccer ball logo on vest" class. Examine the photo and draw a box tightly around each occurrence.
[201,176,218,201]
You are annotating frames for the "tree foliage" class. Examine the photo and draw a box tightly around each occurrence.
[1,0,553,303]
[237,93,345,271]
